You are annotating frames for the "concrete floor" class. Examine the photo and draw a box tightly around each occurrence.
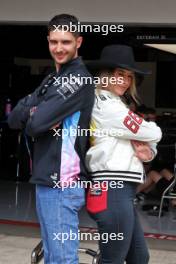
[0,181,176,264]
[0,223,176,264]
[0,232,176,264]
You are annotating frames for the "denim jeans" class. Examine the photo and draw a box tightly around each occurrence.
[36,182,85,264]
[89,181,149,264]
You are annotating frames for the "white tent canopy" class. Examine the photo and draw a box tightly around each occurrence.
[145,44,176,54]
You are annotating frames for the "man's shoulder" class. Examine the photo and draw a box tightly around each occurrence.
[64,67,95,92]
[70,63,93,78]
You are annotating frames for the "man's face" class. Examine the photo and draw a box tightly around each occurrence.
[47,30,82,70]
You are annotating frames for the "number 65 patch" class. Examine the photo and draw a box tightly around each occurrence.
[123,111,143,134]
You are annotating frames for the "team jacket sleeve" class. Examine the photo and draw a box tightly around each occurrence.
[8,89,42,130]
[97,99,162,143]
[25,83,93,137]
[149,142,157,156]
[144,142,157,162]
[7,75,52,130]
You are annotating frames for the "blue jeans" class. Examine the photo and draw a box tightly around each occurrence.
[36,182,85,264]
[89,181,149,264]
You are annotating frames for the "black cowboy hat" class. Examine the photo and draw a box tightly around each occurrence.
[86,45,151,75]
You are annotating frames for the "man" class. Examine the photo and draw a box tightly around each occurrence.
[8,14,94,264]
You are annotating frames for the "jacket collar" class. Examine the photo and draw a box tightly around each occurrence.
[58,57,83,74]
[96,89,120,100]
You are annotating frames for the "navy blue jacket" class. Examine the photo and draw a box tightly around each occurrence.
[8,57,95,186]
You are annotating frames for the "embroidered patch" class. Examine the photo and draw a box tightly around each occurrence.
[90,187,102,196]
[57,83,81,100]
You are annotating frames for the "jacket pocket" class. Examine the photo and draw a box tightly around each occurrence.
[86,183,108,214]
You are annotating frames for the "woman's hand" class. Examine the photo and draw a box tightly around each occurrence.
[131,140,153,162]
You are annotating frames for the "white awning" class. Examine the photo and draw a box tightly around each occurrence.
[145,44,176,55]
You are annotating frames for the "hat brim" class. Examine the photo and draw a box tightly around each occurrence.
[85,60,151,75]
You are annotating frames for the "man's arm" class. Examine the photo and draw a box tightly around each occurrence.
[8,74,54,130]
[25,83,94,137]
[8,92,41,130]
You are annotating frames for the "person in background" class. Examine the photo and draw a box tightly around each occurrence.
[136,106,175,201]
[137,105,157,122]
[137,167,175,198]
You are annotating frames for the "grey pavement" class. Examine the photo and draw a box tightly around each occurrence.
[0,233,176,264]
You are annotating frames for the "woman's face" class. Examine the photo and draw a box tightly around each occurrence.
[109,68,133,96]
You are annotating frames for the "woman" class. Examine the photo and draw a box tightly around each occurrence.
[86,45,162,264]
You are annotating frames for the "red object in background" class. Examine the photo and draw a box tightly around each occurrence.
[5,98,12,117]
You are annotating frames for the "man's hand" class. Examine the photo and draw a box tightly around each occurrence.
[131,140,153,162]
